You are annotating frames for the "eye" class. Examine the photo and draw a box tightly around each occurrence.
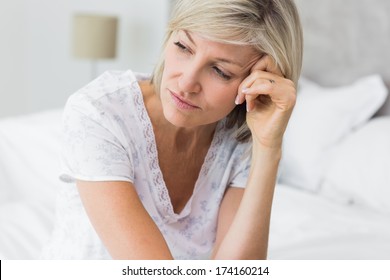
[212,66,232,80]
[174,41,189,53]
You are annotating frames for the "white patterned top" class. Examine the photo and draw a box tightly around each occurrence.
[41,70,251,260]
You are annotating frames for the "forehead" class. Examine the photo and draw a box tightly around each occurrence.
[173,30,260,66]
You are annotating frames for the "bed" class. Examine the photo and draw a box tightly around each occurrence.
[1,0,390,259]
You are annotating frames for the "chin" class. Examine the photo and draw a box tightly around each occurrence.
[162,109,195,128]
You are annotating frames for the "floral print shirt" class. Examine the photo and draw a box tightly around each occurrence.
[41,70,251,259]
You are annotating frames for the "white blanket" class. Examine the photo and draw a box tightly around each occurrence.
[1,109,390,259]
[0,109,64,259]
[269,185,390,259]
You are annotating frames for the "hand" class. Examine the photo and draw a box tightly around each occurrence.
[236,55,297,149]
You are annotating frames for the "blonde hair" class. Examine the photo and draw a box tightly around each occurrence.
[152,0,303,142]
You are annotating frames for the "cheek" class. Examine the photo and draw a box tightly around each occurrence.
[162,45,181,77]
[207,80,240,102]
[205,83,239,114]
[160,53,177,91]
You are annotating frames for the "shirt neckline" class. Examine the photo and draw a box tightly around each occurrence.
[129,70,224,224]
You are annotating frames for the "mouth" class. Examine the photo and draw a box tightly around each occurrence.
[169,90,200,110]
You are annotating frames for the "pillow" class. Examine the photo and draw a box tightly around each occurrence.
[278,74,388,192]
[320,117,390,214]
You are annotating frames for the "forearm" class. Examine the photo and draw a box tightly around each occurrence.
[77,180,174,260]
[212,143,281,259]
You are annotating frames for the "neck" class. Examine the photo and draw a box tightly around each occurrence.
[163,123,217,152]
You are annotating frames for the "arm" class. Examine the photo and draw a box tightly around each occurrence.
[212,55,295,259]
[76,180,174,259]
[211,147,280,259]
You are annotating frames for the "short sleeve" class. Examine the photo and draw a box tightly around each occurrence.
[59,95,134,183]
[229,143,251,188]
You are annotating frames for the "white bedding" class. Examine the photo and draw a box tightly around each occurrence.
[269,184,390,260]
[0,109,65,259]
[1,106,390,260]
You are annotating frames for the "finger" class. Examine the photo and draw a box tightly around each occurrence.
[243,79,267,112]
[236,69,284,104]
[245,78,297,111]
[237,73,275,105]
[237,74,277,105]
[245,94,257,112]
[244,87,273,112]
[242,55,283,96]
[244,77,275,94]
[251,55,283,76]
[236,55,283,105]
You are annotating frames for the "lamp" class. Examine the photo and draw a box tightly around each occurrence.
[72,14,118,79]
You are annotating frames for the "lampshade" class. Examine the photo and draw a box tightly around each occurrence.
[73,14,118,59]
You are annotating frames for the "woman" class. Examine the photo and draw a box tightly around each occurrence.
[42,0,303,259]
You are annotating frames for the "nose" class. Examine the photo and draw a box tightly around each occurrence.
[177,63,202,94]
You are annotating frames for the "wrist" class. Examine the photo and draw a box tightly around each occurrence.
[249,143,282,176]
[251,140,282,160]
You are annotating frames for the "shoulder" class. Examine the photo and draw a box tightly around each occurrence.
[205,121,251,178]
[218,121,252,156]
[67,70,149,107]
[219,122,252,170]
[64,70,150,122]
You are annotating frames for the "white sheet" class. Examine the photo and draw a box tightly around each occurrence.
[269,184,390,259]
[0,109,64,259]
[1,109,390,260]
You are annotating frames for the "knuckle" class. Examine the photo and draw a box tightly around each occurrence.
[251,70,263,79]
[284,78,295,87]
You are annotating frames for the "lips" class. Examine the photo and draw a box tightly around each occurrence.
[169,90,200,110]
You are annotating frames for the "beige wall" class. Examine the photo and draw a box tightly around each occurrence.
[0,0,169,118]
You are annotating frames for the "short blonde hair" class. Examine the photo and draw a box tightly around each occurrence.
[152,0,303,142]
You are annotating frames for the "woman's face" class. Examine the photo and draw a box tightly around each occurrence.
[160,30,261,128]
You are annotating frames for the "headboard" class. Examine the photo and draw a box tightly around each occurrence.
[295,0,390,115]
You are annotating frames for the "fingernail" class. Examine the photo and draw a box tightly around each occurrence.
[246,102,250,112]
[235,96,240,105]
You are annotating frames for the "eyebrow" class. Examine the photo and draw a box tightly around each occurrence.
[183,30,245,68]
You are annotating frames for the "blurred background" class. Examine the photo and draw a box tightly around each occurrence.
[1,0,390,261]
[0,0,170,118]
